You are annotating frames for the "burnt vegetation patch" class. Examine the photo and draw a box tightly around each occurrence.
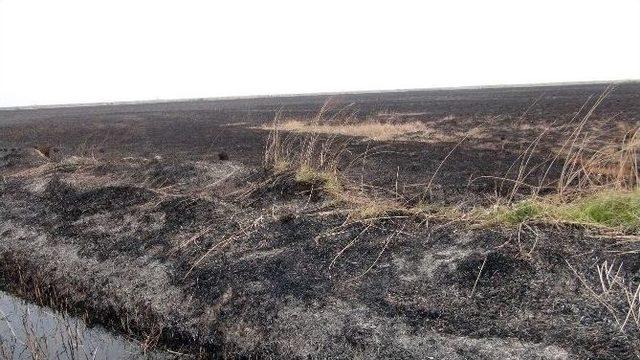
[456,251,535,288]
[45,177,155,221]
[244,169,332,205]
[159,196,221,230]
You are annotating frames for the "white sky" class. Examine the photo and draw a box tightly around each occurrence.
[0,0,639,107]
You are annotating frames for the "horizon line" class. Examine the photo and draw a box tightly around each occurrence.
[1,79,638,111]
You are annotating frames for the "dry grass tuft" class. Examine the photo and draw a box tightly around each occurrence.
[557,126,640,194]
[34,145,52,158]
[263,108,413,220]
[552,86,640,195]
[262,119,431,141]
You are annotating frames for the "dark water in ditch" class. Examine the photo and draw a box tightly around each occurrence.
[0,291,178,359]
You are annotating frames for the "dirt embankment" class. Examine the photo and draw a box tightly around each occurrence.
[0,147,638,359]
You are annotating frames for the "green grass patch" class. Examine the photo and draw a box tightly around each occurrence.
[559,191,640,230]
[489,190,640,231]
[501,201,543,224]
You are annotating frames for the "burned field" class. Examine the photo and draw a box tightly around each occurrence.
[1,82,640,358]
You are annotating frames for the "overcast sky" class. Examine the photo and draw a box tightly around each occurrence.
[0,0,639,107]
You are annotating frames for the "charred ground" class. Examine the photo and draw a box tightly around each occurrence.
[1,82,640,358]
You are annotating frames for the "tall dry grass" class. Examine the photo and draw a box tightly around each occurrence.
[262,84,640,231]
[263,105,411,219]
[482,85,640,231]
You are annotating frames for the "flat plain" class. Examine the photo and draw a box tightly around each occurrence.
[1,82,639,358]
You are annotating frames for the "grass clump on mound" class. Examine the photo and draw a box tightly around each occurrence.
[294,164,404,219]
[294,164,342,195]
